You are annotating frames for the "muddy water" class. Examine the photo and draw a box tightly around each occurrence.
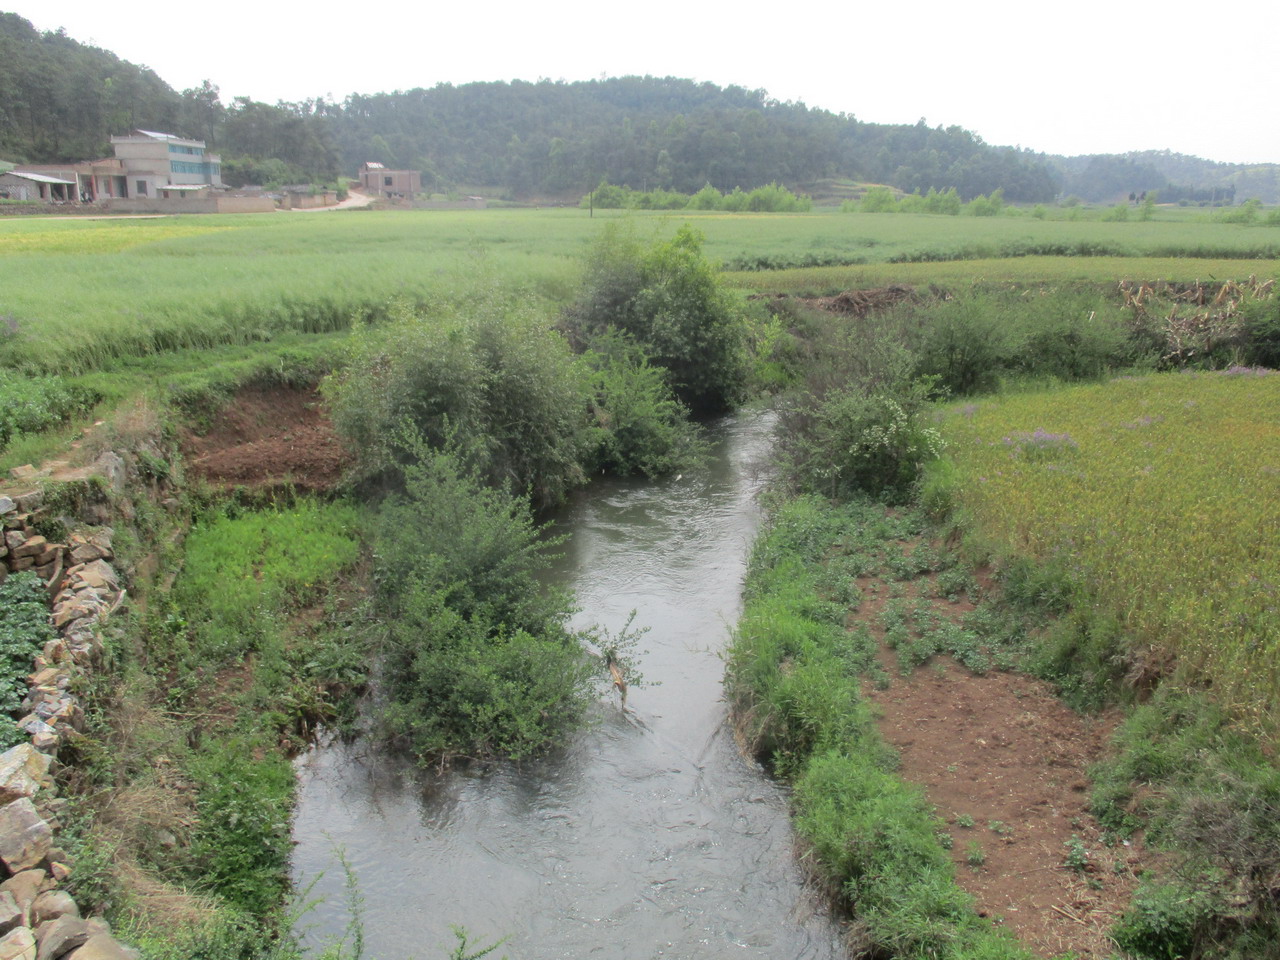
[290,414,845,959]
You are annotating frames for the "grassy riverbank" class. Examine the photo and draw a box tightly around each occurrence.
[729,496,1032,959]
[732,266,1280,957]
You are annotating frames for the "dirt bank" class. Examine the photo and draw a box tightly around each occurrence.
[858,552,1147,958]
[180,384,353,491]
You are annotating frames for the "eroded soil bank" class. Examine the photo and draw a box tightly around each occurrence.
[180,385,352,491]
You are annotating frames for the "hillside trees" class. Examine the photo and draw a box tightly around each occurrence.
[0,13,182,162]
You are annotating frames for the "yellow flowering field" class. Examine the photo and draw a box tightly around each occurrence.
[938,370,1280,727]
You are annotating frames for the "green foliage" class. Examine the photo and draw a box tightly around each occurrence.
[1215,198,1262,224]
[581,333,706,477]
[781,377,945,503]
[0,573,55,747]
[186,738,295,917]
[1243,296,1280,368]
[1101,202,1131,222]
[564,223,749,412]
[965,189,1005,217]
[0,371,98,451]
[373,440,594,761]
[581,180,810,212]
[1110,880,1214,960]
[859,186,900,213]
[327,292,588,507]
[168,500,361,677]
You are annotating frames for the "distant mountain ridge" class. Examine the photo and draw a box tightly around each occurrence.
[2,11,1276,203]
[1049,150,1280,204]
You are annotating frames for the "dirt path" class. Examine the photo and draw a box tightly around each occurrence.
[284,189,374,212]
[857,552,1146,958]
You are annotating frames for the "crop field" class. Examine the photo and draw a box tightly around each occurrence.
[725,254,1280,292]
[936,370,1280,729]
[2,208,1278,374]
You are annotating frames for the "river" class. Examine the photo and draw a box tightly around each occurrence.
[290,413,846,959]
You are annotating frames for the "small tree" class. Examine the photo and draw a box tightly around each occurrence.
[860,186,899,213]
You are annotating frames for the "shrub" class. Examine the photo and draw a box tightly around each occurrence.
[966,189,1004,217]
[186,739,295,917]
[913,299,1010,395]
[859,186,899,213]
[373,440,594,761]
[581,332,705,477]
[563,224,749,412]
[327,292,588,507]
[0,573,55,748]
[782,377,945,503]
[0,371,98,451]
[1110,881,1215,960]
[1242,297,1280,368]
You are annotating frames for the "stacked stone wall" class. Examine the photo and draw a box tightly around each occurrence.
[0,459,139,960]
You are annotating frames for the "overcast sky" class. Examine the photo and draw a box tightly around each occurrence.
[8,0,1279,165]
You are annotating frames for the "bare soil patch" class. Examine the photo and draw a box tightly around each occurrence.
[860,553,1147,958]
[181,385,352,491]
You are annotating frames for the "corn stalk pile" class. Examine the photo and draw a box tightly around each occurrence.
[1120,276,1276,364]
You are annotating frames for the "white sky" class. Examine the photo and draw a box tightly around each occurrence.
[8,0,1279,165]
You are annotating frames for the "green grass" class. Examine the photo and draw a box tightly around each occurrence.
[3,209,1278,375]
[934,370,1280,730]
[167,499,362,681]
[727,256,1280,292]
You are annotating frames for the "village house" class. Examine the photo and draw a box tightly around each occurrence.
[11,129,223,203]
[359,162,421,199]
[5,129,277,212]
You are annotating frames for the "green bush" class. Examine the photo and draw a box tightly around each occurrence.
[0,371,98,451]
[1243,297,1280,368]
[859,186,900,213]
[186,739,295,917]
[782,377,945,503]
[327,292,588,507]
[914,299,1010,395]
[374,440,593,761]
[581,333,705,477]
[965,189,1004,217]
[1111,881,1214,960]
[563,224,749,412]
[0,573,55,748]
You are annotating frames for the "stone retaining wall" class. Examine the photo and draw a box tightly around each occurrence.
[0,461,138,960]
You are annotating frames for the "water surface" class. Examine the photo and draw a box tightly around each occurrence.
[291,414,845,959]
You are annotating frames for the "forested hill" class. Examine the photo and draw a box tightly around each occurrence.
[0,12,204,162]
[3,11,1276,203]
[326,79,1059,202]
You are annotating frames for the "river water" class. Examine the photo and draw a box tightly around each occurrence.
[290,413,845,959]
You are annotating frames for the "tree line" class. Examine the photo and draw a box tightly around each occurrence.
[3,13,1275,203]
